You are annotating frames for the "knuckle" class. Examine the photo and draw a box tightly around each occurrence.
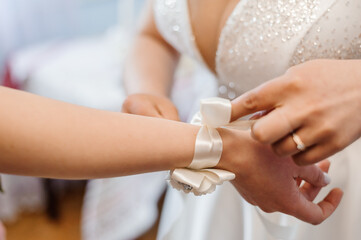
[122,94,154,115]
[320,126,335,138]
[307,104,323,117]
[242,92,259,111]
[252,126,269,143]
[320,122,335,137]
[289,76,304,92]
[331,137,345,152]
[271,144,284,156]
[285,70,305,93]
[122,94,143,109]
[122,96,134,112]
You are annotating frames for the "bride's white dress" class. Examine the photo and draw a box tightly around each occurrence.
[154,0,361,239]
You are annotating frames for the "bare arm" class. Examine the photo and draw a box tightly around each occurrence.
[123,0,180,96]
[0,87,341,224]
[122,0,181,121]
[0,87,196,179]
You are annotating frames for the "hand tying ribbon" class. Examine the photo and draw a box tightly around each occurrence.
[169,97,254,196]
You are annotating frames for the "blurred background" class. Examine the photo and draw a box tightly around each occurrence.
[0,0,139,79]
[0,0,169,239]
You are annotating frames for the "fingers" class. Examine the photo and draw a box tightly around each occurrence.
[251,108,299,144]
[249,110,270,120]
[293,188,343,225]
[299,180,320,201]
[122,94,179,120]
[299,160,330,201]
[271,125,343,166]
[231,77,286,121]
[293,142,340,166]
[292,160,343,225]
[122,99,162,117]
[296,161,331,188]
[271,126,321,157]
[157,102,180,121]
[317,160,331,173]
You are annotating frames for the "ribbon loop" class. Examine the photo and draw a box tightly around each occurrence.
[169,168,236,196]
[197,98,232,128]
[169,97,237,195]
[169,97,298,239]
[188,98,232,170]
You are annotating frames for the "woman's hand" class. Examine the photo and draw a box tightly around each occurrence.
[122,93,180,120]
[218,128,343,225]
[231,59,361,165]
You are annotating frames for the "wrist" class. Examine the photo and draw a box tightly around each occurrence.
[216,128,248,174]
[172,123,201,169]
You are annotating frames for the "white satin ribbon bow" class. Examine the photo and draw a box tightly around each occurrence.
[169,97,254,196]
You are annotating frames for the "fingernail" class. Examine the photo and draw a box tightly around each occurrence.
[323,172,331,185]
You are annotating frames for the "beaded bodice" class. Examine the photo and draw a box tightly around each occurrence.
[154,0,361,99]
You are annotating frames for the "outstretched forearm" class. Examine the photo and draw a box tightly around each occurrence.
[0,87,342,225]
[0,87,197,179]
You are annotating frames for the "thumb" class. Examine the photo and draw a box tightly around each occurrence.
[292,188,343,225]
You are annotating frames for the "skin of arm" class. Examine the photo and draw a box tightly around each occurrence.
[123,0,180,96]
[0,86,342,224]
[0,87,197,179]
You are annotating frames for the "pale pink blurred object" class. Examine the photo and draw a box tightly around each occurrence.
[0,221,6,240]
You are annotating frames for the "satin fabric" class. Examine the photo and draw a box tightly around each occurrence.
[155,0,361,239]
[189,98,231,169]
[169,97,254,196]
[169,98,235,195]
